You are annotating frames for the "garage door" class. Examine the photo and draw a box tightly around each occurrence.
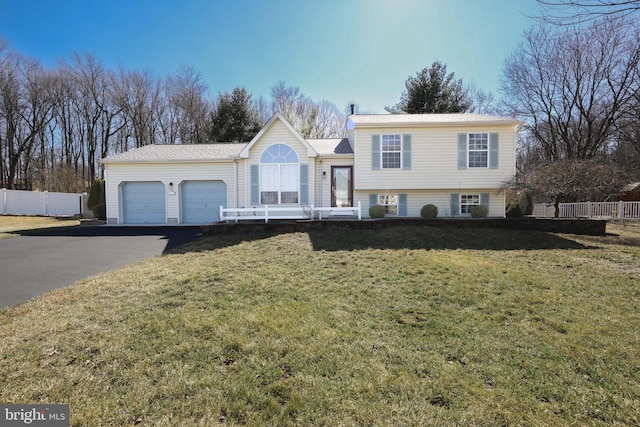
[181,180,227,224]
[122,181,166,224]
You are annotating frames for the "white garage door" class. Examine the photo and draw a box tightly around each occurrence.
[122,181,166,224]
[181,180,227,224]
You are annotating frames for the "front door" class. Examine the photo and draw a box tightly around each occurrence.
[331,166,353,207]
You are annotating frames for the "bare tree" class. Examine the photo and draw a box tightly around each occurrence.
[614,89,640,179]
[166,66,210,144]
[270,81,344,138]
[0,52,55,189]
[501,18,640,161]
[156,80,180,145]
[62,52,121,184]
[0,38,12,187]
[2,39,352,189]
[98,68,126,162]
[0,52,26,188]
[467,84,499,115]
[271,81,304,124]
[507,158,628,216]
[20,60,56,190]
[253,95,272,126]
[308,100,345,138]
[535,0,640,25]
[50,69,83,184]
[114,67,160,148]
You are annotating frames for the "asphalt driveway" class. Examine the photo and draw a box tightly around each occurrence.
[0,226,202,310]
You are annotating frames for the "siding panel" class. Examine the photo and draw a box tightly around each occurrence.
[354,189,506,218]
[104,162,235,224]
[240,120,316,207]
[353,125,517,191]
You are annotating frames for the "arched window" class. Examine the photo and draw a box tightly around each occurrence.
[260,144,299,204]
[260,143,299,164]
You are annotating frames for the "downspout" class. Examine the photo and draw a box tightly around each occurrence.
[233,156,238,209]
[319,156,322,207]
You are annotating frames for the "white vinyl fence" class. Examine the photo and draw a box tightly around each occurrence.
[1,189,84,217]
[532,203,556,218]
[533,201,640,220]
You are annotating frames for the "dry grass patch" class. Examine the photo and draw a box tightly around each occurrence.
[1,223,639,426]
[0,215,80,238]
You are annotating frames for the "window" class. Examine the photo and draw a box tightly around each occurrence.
[460,194,480,214]
[260,144,299,204]
[468,133,488,168]
[378,194,398,214]
[382,134,401,169]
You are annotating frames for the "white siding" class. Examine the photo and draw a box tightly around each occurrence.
[355,189,506,218]
[314,157,354,207]
[103,115,519,223]
[353,125,517,190]
[239,119,316,207]
[105,162,235,224]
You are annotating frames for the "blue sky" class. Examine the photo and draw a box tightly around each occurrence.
[0,0,540,113]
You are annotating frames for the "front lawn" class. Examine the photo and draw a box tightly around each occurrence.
[0,215,80,238]
[1,223,639,426]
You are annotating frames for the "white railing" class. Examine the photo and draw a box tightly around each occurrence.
[1,188,84,216]
[558,201,640,220]
[533,201,640,219]
[220,202,362,223]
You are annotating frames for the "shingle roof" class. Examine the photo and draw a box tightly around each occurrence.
[102,113,518,164]
[348,113,523,127]
[101,138,353,163]
[307,138,353,155]
[100,143,245,164]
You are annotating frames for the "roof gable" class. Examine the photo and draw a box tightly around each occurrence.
[238,112,317,158]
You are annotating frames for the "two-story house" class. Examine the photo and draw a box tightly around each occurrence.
[101,112,522,224]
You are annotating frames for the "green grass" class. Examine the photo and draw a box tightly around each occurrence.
[0,215,80,238]
[1,222,639,426]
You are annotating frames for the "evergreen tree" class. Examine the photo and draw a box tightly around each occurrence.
[386,61,471,114]
[210,87,261,142]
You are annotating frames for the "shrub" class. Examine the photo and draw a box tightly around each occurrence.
[420,204,438,218]
[93,203,107,220]
[369,204,386,218]
[506,204,524,218]
[470,205,489,218]
[87,180,105,212]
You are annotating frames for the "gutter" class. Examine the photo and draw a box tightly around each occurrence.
[100,158,238,165]
[349,120,524,129]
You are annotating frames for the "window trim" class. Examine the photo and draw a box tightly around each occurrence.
[460,194,480,214]
[381,134,402,169]
[467,133,489,168]
[259,144,300,205]
[378,194,398,214]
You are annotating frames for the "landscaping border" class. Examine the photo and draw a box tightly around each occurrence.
[202,217,607,236]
